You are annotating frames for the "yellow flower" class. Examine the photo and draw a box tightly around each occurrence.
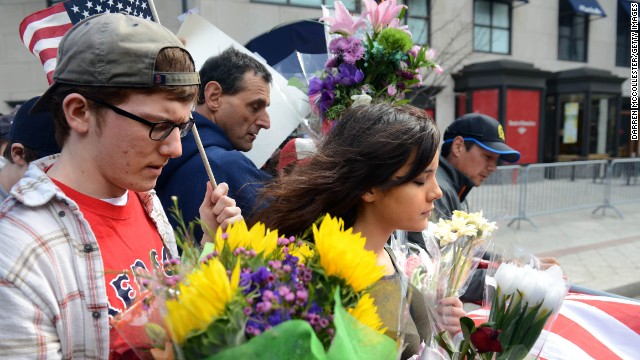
[434,213,478,246]
[214,220,279,255]
[313,215,384,292]
[288,242,315,263]
[348,293,386,333]
[164,258,240,344]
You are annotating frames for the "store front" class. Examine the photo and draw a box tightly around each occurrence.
[545,68,626,162]
[453,60,550,164]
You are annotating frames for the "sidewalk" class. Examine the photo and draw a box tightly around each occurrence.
[492,203,640,298]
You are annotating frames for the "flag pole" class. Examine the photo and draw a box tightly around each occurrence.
[149,1,217,188]
[192,124,218,188]
[148,0,161,24]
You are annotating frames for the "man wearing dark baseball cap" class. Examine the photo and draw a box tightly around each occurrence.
[431,112,520,217]
[0,13,241,358]
[443,113,520,163]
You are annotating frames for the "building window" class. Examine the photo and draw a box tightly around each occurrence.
[402,0,429,45]
[473,0,511,54]
[252,0,359,12]
[558,0,588,62]
[616,1,631,67]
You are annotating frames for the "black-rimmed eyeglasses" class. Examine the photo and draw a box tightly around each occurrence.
[85,97,194,141]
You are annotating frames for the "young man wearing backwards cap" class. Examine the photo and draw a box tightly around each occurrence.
[0,96,61,202]
[0,13,242,358]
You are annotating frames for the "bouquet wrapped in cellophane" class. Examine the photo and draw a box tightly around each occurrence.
[429,210,497,299]
[112,212,398,359]
[396,210,496,357]
[307,0,442,134]
[436,256,569,360]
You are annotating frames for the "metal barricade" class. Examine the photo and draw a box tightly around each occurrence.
[461,159,639,229]
[521,160,608,218]
[464,165,521,224]
[593,158,640,218]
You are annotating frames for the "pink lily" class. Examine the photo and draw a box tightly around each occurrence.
[362,0,407,33]
[320,1,365,36]
[425,48,437,61]
[387,18,412,36]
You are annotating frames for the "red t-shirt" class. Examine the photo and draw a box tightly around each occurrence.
[51,179,168,359]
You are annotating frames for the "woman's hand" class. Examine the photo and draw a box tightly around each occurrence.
[437,296,466,337]
[198,182,242,246]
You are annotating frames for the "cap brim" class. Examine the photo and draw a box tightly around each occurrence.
[468,138,521,163]
[30,82,60,115]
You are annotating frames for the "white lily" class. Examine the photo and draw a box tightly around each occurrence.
[350,94,373,107]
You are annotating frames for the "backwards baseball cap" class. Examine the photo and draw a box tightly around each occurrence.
[9,96,61,159]
[443,113,520,163]
[278,138,317,171]
[32,13,200,114]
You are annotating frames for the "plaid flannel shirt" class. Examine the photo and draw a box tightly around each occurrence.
[0,155,178,359]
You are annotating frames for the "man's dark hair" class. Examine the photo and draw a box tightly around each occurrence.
[441,139,475,158]
[2,142,39,164]
[197,47,272,104]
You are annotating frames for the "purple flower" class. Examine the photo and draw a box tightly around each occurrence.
[263,290,275,301]
[308,76,336,114]
[296,289,308,304]
[256,301,272,313]
[319,318,329,328]
[328,37,365,64]
[335,64,364,86]
[325,56,339,69]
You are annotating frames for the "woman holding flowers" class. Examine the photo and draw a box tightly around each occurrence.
[253,102,464,358]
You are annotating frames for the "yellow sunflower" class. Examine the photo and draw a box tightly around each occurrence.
[348,293,386,333]
[288,242,315,263]
[214,220,279,255]
[164,258,240,344]
[313,214,384,292]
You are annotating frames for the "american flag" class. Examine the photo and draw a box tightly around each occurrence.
[19,0,156,85]
[467,292,640,359]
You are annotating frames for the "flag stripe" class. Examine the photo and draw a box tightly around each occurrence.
[32,37,63,58]
[534,330,595,360]
[20,5,68,47]
[43,58,57,74]
[29,23,73,53]
[564,294,640,335]
[559,300,640,359]
[37,48,58,69]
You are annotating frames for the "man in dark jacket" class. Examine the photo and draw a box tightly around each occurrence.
[156,47,272,239]
[434,113,520,218]
[410,113,520,302]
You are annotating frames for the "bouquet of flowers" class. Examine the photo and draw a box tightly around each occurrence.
[430,210,496,299]
[308,0,442,132]
[113,213,398,359]
[438,262,569,360]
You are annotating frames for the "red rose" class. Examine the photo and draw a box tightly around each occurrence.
[470,327,502,353]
